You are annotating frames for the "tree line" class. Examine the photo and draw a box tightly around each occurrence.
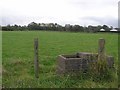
[2,22,118,33]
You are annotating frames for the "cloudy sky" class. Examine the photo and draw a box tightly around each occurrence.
[0,0,119,27]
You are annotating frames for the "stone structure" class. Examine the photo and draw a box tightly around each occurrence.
[56,52,114,75]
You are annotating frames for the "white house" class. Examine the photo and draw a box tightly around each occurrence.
[100,29,105,31]
[110,28,118,32]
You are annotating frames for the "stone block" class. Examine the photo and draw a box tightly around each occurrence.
[56,52,114,75]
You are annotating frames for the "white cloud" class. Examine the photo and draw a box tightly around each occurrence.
[0,0,119,27]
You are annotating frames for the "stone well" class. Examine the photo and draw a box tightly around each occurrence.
[56,52,114,75]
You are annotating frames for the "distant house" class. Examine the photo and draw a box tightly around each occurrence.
[115,28,120,31]
[100,29,105,31]
[110,28,118,32]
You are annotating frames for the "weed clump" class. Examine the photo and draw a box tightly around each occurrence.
[88,54,114,82]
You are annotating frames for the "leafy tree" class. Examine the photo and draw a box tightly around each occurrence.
[102,25,110,32]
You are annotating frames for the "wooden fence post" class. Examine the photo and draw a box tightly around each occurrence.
[98,38,106,61]
[34,38,39,78]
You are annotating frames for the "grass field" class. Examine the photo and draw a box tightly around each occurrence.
[2,31,118,88]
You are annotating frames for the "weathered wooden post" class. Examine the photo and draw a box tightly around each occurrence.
[34,38,39,78]
[98,38,106,61]
[97,38,107,74]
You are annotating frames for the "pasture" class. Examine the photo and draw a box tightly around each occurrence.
[2,31,118,88]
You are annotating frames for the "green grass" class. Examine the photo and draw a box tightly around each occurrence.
[2,31,118,88]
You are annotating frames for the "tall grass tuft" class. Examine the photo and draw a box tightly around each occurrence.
[88,54,114,82]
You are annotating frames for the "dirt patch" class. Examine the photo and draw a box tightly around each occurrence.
[11,59,25,65]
